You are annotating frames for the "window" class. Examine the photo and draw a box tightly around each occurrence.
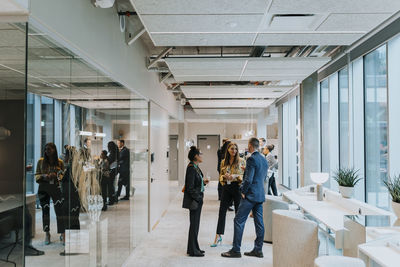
[40,96,54,154]
[364,45,389,209]
[320,79,330,174]
[339,67,349,167]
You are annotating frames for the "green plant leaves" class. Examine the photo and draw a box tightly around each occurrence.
[383,175,400,203]
[333,167,362,187]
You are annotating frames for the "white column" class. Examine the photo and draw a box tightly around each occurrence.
[54,100,62,151]
[352,58,365,201]
[388,35,400,177]
[329,73,339,190]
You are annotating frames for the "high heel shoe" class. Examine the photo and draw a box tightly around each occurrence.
[210,236,222,247]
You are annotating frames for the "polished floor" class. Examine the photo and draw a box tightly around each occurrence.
[123,182,273,267]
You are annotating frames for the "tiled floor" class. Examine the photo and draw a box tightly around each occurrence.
[123,182,273,267]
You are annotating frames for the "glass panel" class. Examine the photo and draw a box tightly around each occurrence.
[320,79,330,174]
[282,102,289,187]
[364,45,389,209]
[339,67,349,168]
[25,24,149,266]
[0,22,27,266]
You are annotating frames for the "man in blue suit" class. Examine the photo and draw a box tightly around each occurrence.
[221,137,268,258]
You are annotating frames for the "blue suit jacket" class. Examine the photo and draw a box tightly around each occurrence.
[241,151,268,203]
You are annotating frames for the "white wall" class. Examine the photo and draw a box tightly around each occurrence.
[28,0,183,119]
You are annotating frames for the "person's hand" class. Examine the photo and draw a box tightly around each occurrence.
[204,178,210,185]
[227,175,233,181]
[49,172,57,180]
[241,166,246,171]
[241,193,245,199]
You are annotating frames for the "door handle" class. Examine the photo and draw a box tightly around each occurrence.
[151,178,154,183]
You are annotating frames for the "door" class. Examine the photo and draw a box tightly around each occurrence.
[169,135,178,180]
[197,135,220,181]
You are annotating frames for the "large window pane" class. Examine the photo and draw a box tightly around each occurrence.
[339,67,349,167]
[364,45,389,209]
[320,79,330,174]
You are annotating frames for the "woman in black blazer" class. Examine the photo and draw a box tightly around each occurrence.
[182,146,209,257]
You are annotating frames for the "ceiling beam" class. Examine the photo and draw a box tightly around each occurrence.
[147,47,173,69]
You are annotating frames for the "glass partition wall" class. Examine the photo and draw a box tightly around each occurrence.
[0,22,27,267]
[24,25,149,266]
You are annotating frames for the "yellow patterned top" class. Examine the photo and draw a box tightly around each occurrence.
[219,157,246,186]
[35,158,64,182]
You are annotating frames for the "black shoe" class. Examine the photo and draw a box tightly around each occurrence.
[108,201,114,206]
[25,245,45,256]
[189,252,204,257]
[221,250,241,258]
[244,250,263,258]
[120,196,130,201]
[102,205,107,211]
[199,249,205,254]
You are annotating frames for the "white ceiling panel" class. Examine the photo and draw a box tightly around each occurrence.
[268,0,400,14]
[131,0,270,15]
[166,57,245,70]
[190,99,274,108]
[317,13,391,31]
[181,85,293,99]
[141,14,264,33]
[246,57,330,69]
[254,32,364,46]
[194,109,263,115]
[70,100,148,110]
[151,33,256,46]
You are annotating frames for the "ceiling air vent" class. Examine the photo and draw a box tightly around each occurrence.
[269,14,317,31]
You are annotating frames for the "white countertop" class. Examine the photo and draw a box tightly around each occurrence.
[359,237,400,267]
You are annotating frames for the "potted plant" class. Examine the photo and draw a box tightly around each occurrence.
[383,175,400,218]
[333,167,362,198]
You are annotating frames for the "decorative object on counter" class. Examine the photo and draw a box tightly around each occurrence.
[87,195,103,222]
[310,172,329,201]
[333,167,362,198]
[383,174,400,218]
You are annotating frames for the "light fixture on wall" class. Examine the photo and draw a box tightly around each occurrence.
[95,132,106,137]
[79,131,93,136]
[0,127,11,140]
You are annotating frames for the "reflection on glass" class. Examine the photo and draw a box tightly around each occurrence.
[364,45,389,209]
[339,67,349,168]
[320,79,330,177]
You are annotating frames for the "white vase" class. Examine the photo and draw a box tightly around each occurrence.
[339,186,354,198]
[392,201,400,218]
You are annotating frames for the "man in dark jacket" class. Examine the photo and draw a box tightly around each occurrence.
[221,137,268,258]
[117,140,130,200]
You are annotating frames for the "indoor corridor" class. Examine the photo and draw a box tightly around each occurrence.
[123,181,272,267]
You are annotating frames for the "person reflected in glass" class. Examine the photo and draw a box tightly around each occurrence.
[35,143,65,245]
[182,146,209,257]
[60,146,81,253]
[117,139,130,200]
[211,143,245,247]
[80,138,92,163]
[99,150,111,211]
[107,141,119,205]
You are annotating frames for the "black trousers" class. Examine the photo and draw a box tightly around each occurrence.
[38,182,64,233]
[187,200,203,255]
[216,182,241,235]
[267,173,278,196]
[117,174,130,198]
[61,179,81,230]
[101,169,117,205]
[218,182,223,200]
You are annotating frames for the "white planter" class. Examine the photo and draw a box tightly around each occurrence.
[339,186,354,198]
[392,201,400,218]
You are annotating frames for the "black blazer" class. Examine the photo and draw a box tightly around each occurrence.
[182,163,204,209]
[118,146,130,176]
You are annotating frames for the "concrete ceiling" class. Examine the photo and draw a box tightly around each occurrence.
[131,0,400,46]
[0,22,143,109]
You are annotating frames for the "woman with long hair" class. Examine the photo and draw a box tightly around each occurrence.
[35,143,65,245]
[211,142,245,247]
[182,146,209,257]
